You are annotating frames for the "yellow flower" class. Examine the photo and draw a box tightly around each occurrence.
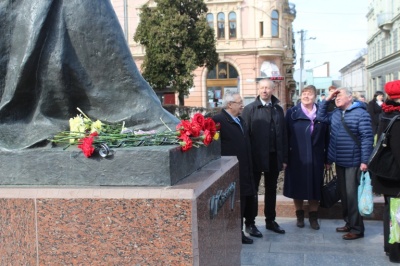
[213,132,220,141]
[84,118,91,131]
[69,115,86,143]
[91,120,103,133]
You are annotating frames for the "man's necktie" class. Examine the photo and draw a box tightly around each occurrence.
[235,117,243,132]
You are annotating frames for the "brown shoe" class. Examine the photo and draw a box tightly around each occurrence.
[309,211,320,230]
[295,210,305,228]
[342,232,364,240]
[336,226,351,233]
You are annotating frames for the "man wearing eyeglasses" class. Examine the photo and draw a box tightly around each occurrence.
[213,93,259,244]
[242,79,288,235]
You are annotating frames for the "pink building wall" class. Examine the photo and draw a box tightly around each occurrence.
[111,0,295,110]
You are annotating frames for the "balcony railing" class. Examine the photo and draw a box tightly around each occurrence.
[377,13,393,31]
[284,3,296,16]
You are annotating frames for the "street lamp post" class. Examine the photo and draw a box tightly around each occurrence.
[298,30,316,96]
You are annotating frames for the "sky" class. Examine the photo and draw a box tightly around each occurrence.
[290,0,370,79]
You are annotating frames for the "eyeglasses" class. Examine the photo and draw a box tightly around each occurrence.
[230,101,243,105]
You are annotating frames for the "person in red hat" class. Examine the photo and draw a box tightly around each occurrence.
[372,80,400,263]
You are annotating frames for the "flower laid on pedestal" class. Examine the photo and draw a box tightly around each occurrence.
[50,108,220,158]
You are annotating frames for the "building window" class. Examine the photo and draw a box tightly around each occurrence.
[271,10,279,37]
[206,13,214,29]
[206,62,240,108]
[218,62,228,78]
[377,76,384,91]
[377,41,380,60]
[207,62,238,80]
[207,67,217,79]
[382,39,386,57]
[217,12,225,39]
[228,64,238,78]
[394,28,398,52]
[259,22,264,37]
[370,79,374,92]
[228,12,237,39]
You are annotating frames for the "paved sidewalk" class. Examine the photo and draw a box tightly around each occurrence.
[241,217,397,265]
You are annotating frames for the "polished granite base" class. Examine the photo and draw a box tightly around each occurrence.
[0,157,241,265]
[0,141,220,186]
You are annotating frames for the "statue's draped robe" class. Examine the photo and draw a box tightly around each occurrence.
[0,0,178,150]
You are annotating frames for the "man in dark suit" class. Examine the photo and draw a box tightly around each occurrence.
[242,79,288,234]
[213,93,260,244]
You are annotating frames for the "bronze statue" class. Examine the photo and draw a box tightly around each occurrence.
[0,0,179,150]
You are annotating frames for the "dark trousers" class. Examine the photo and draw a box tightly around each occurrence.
[250,153,279,224]
[242,194,257,229]
[336,165,364,234]
[384,196,400,262]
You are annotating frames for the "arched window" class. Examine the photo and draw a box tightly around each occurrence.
[217,12,225,39]
[228,12,236,39]
[207,62,239,80]
[271,10,279,37]
[206,62,239,108]
[206,13,214,29]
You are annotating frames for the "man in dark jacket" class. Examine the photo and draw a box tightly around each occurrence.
[317,87,373,240]
[241,79,288,234]
[213,93,259,244]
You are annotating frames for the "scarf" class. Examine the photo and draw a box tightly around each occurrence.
[382,101,400,113]
[301,103,317,133]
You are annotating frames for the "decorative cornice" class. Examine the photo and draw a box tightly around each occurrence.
[366,50,400,69]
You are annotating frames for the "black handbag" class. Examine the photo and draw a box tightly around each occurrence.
[320,168,340,208]
[368,115,400,181]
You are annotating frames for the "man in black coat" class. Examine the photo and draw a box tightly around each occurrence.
[213,93,260,244]
[242,79,288,234]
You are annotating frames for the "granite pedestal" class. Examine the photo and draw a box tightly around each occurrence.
[0,144,241,265]
[0,142,221,186]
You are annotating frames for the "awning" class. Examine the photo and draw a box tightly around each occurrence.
[260,61,281,77]
[259,61,284,81]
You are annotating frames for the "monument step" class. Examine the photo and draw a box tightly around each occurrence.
[258,195,384,220]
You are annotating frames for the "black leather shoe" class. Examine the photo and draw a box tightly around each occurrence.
[336,226,351,233]
[245,225,263,238]
[242,231,253,244]
[266,221,285,234]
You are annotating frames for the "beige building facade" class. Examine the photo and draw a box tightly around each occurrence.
[339,55,368,100]
[111,0,296,109]
[366,0,400,98]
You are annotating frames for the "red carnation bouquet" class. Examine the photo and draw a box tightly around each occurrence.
[176,113,219,150]
[51,109,220,158]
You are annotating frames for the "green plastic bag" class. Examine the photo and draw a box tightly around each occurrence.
[389,198,400,244]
